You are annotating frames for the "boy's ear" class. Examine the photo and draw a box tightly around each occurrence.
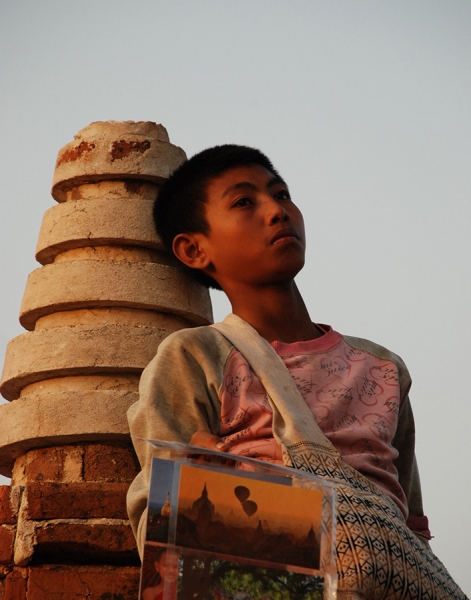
[172,232,211,271]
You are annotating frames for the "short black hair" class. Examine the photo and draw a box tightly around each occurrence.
[153,144,283,290]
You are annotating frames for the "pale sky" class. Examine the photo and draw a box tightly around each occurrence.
[1,1,470,594]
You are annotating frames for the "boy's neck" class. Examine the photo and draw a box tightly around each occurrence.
[227,281,322,344]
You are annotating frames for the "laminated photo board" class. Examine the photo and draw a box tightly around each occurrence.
[138,439,338,600]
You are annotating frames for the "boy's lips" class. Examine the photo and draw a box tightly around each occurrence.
[270,227,300,245]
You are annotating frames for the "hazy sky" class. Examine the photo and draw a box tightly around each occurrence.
[1,1,470,593]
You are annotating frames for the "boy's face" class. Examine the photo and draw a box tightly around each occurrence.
[195,164,306,291]
[155,551,179,583]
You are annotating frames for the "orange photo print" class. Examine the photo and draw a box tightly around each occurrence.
[176,465,322,572]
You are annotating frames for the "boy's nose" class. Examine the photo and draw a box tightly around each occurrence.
[265,198,289,224]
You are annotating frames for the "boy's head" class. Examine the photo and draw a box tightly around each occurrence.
[153,145,283,290]
[153,549,178,584]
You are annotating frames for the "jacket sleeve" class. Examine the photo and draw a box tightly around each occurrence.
[126,327,231,556]
[392,392,431,542]
[343,335,431,542]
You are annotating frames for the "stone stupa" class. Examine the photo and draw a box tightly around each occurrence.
[0,121,212,598]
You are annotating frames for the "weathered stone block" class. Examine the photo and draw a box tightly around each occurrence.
[0,394,137,477]
[36,197,162,264]
[24,482,128,520]
[19,260,212,331]
[0,323,171,399]
[53,245,165,263]
[19,374,139,397]
[0,489,15,526]
[3,568,27,600]
[51,121,186,202]
[27,565,140,600]
[83,444,138,482]
[31,520,138,563]
[13,513,138,567]
[33,308,190,331]
[17,447,83,485]
[61,179,158,202]
[0,527,15,565]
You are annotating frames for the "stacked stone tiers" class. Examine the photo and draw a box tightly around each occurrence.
[0,122,212,598]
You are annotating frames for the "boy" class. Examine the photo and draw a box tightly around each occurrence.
[127,145,465,598]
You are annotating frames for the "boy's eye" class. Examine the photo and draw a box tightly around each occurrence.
[275,189,291,201]
[233,197,252,207]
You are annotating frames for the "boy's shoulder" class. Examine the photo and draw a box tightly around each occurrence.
[343,334,406,365]
[343,333,411,386]
[141,325,235,392]
[156,324,235,364]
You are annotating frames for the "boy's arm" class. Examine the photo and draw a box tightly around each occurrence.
[392,394,431,542]
[346,334,431,542]
[126,328,231,556]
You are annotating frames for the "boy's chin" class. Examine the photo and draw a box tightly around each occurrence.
[264,265,305,286]
[276,260,305,281]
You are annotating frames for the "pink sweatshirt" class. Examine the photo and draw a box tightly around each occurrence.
[219,326,413,526]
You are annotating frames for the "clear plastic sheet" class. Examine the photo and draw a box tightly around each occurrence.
[138,438,338,600]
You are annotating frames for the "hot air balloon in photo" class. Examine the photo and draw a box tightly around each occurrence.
[242,500,258,517]
[234,486,250,502]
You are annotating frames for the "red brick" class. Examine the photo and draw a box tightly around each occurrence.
[27,565,140,600]
[84,444,138,482]
[24,447,83,483]
[32,521,138,564]
[0,489,15,526]
[4,569,27,600]
[0,528,15,565]
[0,567,7,600]
[24,482,128,519]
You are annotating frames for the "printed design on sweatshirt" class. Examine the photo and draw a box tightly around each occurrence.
[220,351,280,461]
[219,338,407,513]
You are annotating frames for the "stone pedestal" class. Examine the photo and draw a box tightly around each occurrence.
[0,122,212,598]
